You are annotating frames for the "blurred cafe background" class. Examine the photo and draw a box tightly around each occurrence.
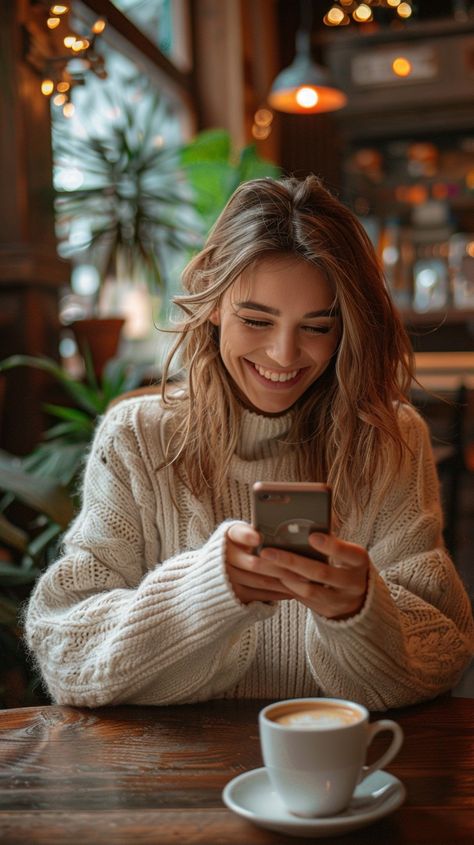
[0,0,473,706]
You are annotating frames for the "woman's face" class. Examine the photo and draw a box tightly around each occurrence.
[210,253,340,415]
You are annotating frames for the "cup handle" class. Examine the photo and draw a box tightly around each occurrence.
[359,719,404,783]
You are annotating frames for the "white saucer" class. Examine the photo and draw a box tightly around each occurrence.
[222,768,406,838]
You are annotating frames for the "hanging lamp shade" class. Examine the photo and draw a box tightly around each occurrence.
[268,30,347,114]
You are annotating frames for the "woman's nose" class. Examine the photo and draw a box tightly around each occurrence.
[266,331,299,367]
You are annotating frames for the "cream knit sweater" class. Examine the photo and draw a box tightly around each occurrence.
[25,396,473,710]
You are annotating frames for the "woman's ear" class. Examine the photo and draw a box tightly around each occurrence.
[208,307,220,326]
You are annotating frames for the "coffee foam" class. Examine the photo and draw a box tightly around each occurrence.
[271,704,360,729]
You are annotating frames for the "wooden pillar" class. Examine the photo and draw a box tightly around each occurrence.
[0,0,68,455]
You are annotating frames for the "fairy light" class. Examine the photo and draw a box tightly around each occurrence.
[33,4,108,118]
[327,6,345,24]
[92,19,106,34]
[41,79,54,95]
[397,2,413,18]
[323,1,413,26]
[392,56,412,77]
[353,4,373,23]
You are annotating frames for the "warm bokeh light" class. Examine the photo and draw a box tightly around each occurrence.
[92,19,107,34]
[467,241,474,258]
[295,86,319,108]
[47,17,61,29]
[53,93,67,106]
[41,79,54,96]
[252,124,271,140]
[63,102,75,118]
[254,108,273,127]
[327,6,345,25]
[71,39,89,52]
[63,35,76,47]
[387,0,401,6]
[392,57,412,77]
[50,4,68,13]
[353,4,373,22]
[397,2,413,18]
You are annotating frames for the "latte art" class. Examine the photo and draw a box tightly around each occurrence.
[271,703,361,728]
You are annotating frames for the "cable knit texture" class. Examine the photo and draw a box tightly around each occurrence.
[25,396,474,709]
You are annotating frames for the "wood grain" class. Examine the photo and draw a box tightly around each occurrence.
[0,697,473,844]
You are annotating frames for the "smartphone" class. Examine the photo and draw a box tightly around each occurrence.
[252,481,331,562]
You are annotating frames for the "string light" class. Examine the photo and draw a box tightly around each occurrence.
[323,0,413,26]
[34,2,108,118]
[41,79,55,95]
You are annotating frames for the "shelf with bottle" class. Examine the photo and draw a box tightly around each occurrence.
[344,132,474,314]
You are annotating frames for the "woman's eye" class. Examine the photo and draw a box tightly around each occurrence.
[302,325,331,334]
[240,317,272,328]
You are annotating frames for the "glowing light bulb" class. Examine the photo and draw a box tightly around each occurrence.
[47,17,61,28]
[63,35,76,47]
[254,108,273,127]
[387,0,401,6]
[397,2,413,18]
[53,93,67,106]
[295,87,319,108]
[71,39,89,52]
[57,81,70,93]
[41,79,54,96]
[50,5,68,14]
[353,4,372,22]
[392,57,412,77]
[63,102,75,118]
[92,19,106,34]
[327,6,345,25]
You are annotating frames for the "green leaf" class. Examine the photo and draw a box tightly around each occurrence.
[0,513,28,552]
[0,560,40,586]
[27,522,62,560]
[22,442,87,487]
[0,355,103,415]
[0,461,74,528]
[0,595,20,627]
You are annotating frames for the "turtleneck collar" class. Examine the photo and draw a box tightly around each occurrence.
[237,408,293,461]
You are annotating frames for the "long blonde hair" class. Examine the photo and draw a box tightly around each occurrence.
[161,175,414,521]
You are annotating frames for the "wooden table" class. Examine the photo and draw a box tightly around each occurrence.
[0,697,473,845]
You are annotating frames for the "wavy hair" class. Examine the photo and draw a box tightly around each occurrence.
[161,175,414,521]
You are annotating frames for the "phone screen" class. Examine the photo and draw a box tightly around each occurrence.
[252,482,331,562]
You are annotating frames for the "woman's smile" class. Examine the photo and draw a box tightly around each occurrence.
[244,358,307,389]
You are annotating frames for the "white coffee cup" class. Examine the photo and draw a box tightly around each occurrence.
[259,697,404,818]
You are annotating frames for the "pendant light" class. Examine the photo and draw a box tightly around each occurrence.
[268,1,347,115]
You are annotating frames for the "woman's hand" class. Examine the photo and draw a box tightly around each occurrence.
[259,533,370,620]
[225,522,294,604]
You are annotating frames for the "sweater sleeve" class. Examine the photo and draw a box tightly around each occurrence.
[24,406,274,707]
[305,405,474,710]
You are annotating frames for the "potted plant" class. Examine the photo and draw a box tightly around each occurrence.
[0,353,152,707]
[53,76,280,374]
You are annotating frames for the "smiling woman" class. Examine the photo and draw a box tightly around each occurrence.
[24,174,474,712]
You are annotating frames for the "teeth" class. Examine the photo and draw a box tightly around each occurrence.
[254,363,299,382]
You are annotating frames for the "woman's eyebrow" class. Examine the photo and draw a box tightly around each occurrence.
[234,301,338,318]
